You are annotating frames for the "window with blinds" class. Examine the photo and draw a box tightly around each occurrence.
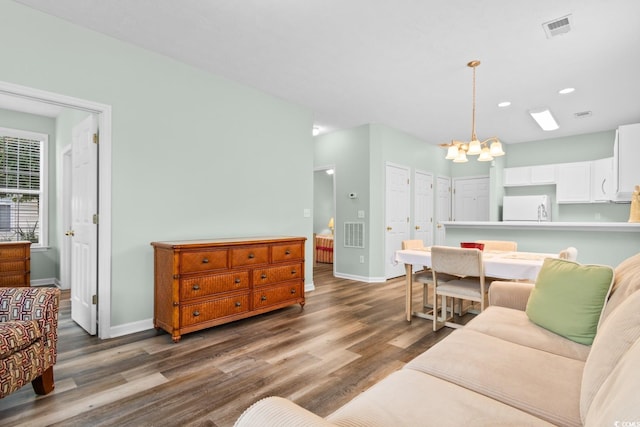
[0,127,47,245]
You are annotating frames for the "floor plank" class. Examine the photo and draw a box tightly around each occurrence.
[0,265,467,426]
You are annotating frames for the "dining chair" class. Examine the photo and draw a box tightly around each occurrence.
[475,240,517,251]
[559,246,578,261]
[431,246,487,331]
[402,240,458,314]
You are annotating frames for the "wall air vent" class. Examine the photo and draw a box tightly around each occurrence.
[543,14,573,38]
[344,222,365,248]
[574,111,592,119]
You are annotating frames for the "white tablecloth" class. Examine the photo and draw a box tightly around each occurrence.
[395,248,557,281]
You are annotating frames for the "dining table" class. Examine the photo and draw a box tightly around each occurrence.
[395,247,559,322]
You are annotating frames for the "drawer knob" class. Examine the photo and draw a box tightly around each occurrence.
[192,284,200,291]
[285,249,291,255]
[235,302,242,307]
[261,295,267,301]
[291,269,297,275]
[235,278,241,284]
[261,273,267,279]
[202,258,209,264]
[248,253,255,259]
[193,310,200,317]
[290,289,296,294]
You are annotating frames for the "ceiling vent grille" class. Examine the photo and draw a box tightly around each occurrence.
[344,222,365,248]
[543,14,573,38]
[574,111,593,119]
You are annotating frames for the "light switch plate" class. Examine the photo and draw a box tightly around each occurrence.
[358,210,365,218]
[303,208,311,218]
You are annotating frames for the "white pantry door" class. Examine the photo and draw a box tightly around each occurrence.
[413,170,433,246]
[385,163,410,279]
[70,115,98,335]
[435,176,451,245]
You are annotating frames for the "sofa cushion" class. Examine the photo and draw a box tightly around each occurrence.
[405,328,584,427]
[0,320,42,359]
[601,252,640,323]
[466,306,590,361]
[584,338,640,427]
[580,289,640,423]
[326,369,555,427]
[525,258,614,345]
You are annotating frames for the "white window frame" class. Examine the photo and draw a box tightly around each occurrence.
[0,126,48,248]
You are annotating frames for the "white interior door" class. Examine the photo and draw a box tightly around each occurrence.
[453,176,490,221]
[413,170,433,246]
[70,114,98,335]
[60,147,72,290]
[435,176,451,245]
[385,163,410,279]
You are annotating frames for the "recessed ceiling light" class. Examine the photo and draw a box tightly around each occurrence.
[498,101,511,107]
[312,126,320,136]
[529,108,559,131]
[559,87,575,95]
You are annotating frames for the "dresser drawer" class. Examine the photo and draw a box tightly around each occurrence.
[253,281,303,309]
[253,263,303,286]
[231,246,269,267]
[0,245,29,259]
[272,242,303,262]
[180,294,250,326]
[0,274,29,287]
[180,249,228,273]
[0,260,28,273]
[180,271,249,300]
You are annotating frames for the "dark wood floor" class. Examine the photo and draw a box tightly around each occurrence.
[0,264,461,427]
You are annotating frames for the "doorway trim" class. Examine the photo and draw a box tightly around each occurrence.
[313,164,337,278]
[0,80,112,339]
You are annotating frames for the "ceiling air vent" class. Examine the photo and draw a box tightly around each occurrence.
[574,111,592,119]
[543,14,573,38]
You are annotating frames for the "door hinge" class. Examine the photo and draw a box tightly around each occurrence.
[92,294,98,305]
[93,214,99,224]
[93,133,99,144]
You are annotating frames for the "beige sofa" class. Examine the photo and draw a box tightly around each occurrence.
[234,253,640,426]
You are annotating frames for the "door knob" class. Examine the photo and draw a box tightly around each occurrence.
[415,226,421,230]
[386,226,392,231]
[65,230,75,236]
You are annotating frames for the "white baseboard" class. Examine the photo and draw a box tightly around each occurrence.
[333,272,387,283]
[304,282,316,292]
[109,318,154,339]
[30,278,57,287]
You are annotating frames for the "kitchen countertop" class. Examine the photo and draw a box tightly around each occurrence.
[441,221,640,232]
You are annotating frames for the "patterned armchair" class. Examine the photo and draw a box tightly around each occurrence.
[0,287,60,398]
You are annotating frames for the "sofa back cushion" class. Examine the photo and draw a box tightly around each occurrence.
[525,258,614,345]
[601,252,640,323]
[581,289,640,424]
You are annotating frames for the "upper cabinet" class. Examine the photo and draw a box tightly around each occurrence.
[556,161,592,203]
[592,157,614,202]
[503,165,556,187]
[614,123,640,202]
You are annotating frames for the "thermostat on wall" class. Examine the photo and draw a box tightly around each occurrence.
[348,192,358,199]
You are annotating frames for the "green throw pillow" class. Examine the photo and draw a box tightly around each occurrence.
[526,258,614,345]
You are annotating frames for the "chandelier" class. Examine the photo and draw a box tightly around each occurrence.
[441,60,505,163]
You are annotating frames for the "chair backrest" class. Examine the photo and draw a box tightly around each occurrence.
[402,239,425,250]
[559,246,578,261]
[431,246,484,278]
[475,240,517,251]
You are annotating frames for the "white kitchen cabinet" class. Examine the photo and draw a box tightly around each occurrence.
[556,161,591,203]
[503,165,555,187]
[614,123,640,201]
[591,157,614,202]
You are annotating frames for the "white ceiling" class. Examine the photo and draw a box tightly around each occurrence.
[9,0,640,145]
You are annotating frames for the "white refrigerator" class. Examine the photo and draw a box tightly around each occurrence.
[502,195,551,222]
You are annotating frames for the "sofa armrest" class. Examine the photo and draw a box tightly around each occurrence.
[0,287,60,365]
[234,397,335,427]
[488,281,534,311]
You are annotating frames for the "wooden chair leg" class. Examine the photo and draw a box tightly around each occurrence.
[32,366,55,395]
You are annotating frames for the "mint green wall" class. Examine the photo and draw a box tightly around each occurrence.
[1,2,314,328]
[315,126,370,278]
[0,108,58,282]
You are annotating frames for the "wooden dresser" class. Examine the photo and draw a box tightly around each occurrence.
[151,236,306,342]
[0,241,31,287]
